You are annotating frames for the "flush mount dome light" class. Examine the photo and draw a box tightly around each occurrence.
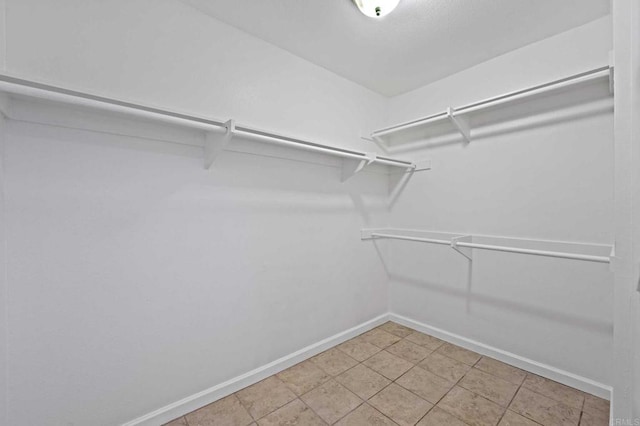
[353,0,400,18]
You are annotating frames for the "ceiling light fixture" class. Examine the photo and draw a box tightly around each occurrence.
[353,0,400,18]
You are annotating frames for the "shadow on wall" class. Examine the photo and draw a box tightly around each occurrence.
[11,117,397,212]
[387,78,613,153]
[389,272,613,335]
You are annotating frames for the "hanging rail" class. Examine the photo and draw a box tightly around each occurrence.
[363,230,613,264]
[453,240,610,263]
[232,125,414,168]
[0,73,417,173]
[367,232,450,246]
[371,65,613,142]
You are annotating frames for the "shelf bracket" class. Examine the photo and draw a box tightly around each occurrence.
[609,244,617,273]
[204,119,235,169]
[341,152,376,182]
[446,107,471,143]
[451,235,473,260]
[413,159,431,172]
[361,229,375,240]
[608,51,615,95]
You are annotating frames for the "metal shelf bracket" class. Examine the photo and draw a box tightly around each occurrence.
[451,235,473,260]
[341,152,377,182]
[446,107,471,143]
[608,51,615,94]
[204,119,235,169]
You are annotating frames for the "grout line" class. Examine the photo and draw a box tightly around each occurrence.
[329,399,365,425]
[397,331,508,426]
[299,343,364,423]
[495,371,526,425]
[421,352,478,425]
[376,333,471,425]
[174,321,592,426]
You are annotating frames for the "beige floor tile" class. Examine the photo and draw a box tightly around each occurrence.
[336,337,382,362]
[475,357,527,385]
[369,383,433,426]
[435,343,482,366]
[257,399,327,426]
[378,321,415,338]
[522,374,585,410]
[509,387,580,426]
[437,386,505,426]
[498,410,539,426]
[396,366,455,404]
[458,368,520,407]
[363,350,413,380]
[301,380,362,424]
[334,403,397,426]
[277,360,331,396]
[386,339,432,364]
[418,352,472,382]
[186,394,254,426]
[359,329,402,348]
[236,376,297,420]
[335,364,391,400]
[579,410,609,426]
[582,394,610,416]
[405,331,445,351]
[417,407,468,426]
[163,417,188,426]
[310,348,359,376]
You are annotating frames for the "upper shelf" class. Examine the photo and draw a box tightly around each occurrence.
[370,65,613,153]
[0,73,427,181]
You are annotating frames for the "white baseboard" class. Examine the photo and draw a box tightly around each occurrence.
[122,313,390,426]
[124,311,612,425]
[389,313,612,400]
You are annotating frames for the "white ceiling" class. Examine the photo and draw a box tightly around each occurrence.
[182,0,609,97]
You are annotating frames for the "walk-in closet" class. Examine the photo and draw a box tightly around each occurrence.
[0,1,638,425]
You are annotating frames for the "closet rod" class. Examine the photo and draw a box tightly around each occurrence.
[233,125,414,168]
[0,74,415,170]
[454,241,610,264]
[369,233,450,245]
[369,232,611,264]
[372,65,612,138]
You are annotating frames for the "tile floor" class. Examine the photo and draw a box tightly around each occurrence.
[164,322,610,426]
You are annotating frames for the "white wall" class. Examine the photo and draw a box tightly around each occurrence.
[4,104,390,426]
[0,112,7,426]
[3,0,387,152]
[0,0,392,425]
[384,17,614,388]
[1,1,8,424]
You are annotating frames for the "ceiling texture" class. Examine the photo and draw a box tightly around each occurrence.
[182,0,610,97]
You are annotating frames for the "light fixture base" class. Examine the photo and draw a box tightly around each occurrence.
[352,0,400,18]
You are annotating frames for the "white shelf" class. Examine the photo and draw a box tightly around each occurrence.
[0,73,426,181]
[371,66,613,153]
[362,228,614,264]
